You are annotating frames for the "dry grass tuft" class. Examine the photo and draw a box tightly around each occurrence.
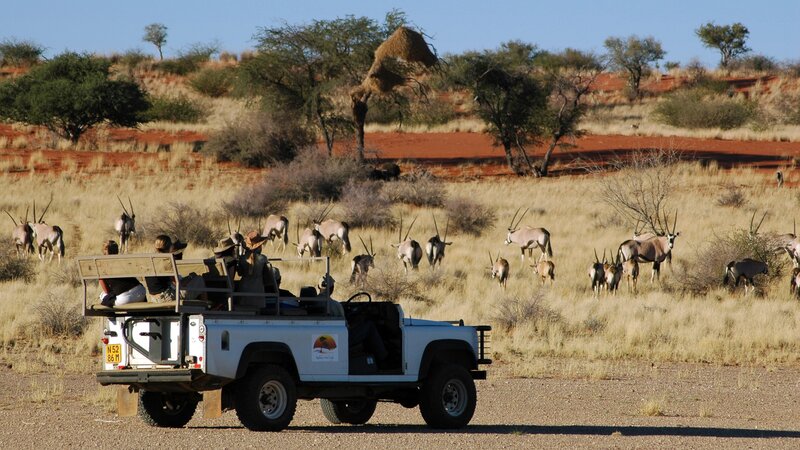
[640,398,665,416]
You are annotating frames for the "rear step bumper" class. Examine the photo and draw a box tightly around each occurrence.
[97,369,199,385]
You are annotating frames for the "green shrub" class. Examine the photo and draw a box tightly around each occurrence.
[156,43,218,76]
[0,38,44,67]
[145,95,205,123]
[117,49,153,69]
[203,111,313,168]
[654,89,755,129]
[189,67,235,97]
[729,54,778,73]
[0,247,36,283]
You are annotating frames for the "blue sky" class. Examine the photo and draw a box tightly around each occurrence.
[2,0,798,67]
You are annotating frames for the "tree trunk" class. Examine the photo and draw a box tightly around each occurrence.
[502,141,523,176]
[540,135,561,177]
[317,111,333,157]
[158,46,163,61]
[351,89,370,163]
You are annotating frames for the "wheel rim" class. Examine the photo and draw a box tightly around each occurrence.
[258,380,287,419]
[441,378,467,417]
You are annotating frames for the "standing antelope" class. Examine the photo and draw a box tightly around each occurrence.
[4,207,34,257]
[618,212,681,282]
[777,170,784,188]
[392,216,422,273]
[293,223,323,258]
[314,204,351,254]
[777,219,800,267]
[604,251,622,295]
[114,196,136,253]
[425,214,452,268]
[723,258,768,295]
[489,251,510,289]
[504,208,553,262]
[622,258,640,294]
[350,236,376,284]
[262,214,289,251]
[531,260,555,285]
[29,196,65,264]
[588,249,606,298]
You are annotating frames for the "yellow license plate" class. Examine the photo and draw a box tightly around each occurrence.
[106,344,121,364]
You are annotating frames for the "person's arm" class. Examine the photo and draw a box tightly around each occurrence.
[99,279,110,294]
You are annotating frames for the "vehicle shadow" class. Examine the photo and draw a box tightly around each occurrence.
[290,424,800,438]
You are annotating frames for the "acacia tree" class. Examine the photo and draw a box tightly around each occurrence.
[604,35,665,100]
[452,42,547,175]
[143,23,168,60]
[243,12,403,156]
[696,22,750,68]
[0,52,149,143]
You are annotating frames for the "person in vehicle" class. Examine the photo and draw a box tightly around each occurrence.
[237,230,269,295]
[99,240,146,307]
[213,236,239,286]
[144,235,178,302]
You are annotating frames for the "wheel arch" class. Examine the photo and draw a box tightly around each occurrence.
[235,342,299,381]
[417,339,477,381]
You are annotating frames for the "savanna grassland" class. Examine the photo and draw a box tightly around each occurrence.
[2,155,800,385]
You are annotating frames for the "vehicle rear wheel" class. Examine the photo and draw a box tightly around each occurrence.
[234,365,296,431]
[320,399,377,425]
[419,364,476,429]
[138,391,198,428]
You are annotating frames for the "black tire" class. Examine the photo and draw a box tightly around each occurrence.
[138,391,198,428]
[320,399,377,425]
[234,365,297,431]
[419,364,476,429]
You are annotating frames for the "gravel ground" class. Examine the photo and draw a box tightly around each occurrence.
[2,361,800,449]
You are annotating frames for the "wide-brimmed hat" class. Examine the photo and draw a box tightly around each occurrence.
[245,230,269,250]
[170,239,188,255]
[213,237,236,254]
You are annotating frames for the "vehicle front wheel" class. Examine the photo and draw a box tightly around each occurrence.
[419,364,476,429]
[320,399,377,425]
[138,391,198,428]
[234,365,297,431]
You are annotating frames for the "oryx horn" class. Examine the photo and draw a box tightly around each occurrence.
[508,207,521,230]
[38,194,53,223]
[432,213,440,237]
[443,216,449,243]
[594,248,600,263]
[128,196,134,217]
[359,235,370,255]
[117,195,129,216]
[403,216,418,242]
[488,250,495,266]
[3,210,17,226]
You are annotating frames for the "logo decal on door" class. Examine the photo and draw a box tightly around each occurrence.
[312,334,338,362]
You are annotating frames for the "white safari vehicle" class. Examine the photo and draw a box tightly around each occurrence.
[78,254,491,430]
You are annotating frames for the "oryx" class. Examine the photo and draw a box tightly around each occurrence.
[29,196,65,264]
[425,214,452,268]
[604,250,622,295]
[350,236,376,285]
[313,204,351,254]
[531,260,555,285]
[790,268,800,298]
[4,207,34,257]
[293,223,322,258]
[723,258,768,295]
[392,216,422,273]
[618,212,681,282]
[776,219,800,267]
[489,251,510,289]
[262,214,289,251]
[114,196,136,253]
[504,208,553,262]
[228,217,245,257]
[622,258,640,294]
[588,249,606,298]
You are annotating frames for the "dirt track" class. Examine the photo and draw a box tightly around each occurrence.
[2,361,799,449]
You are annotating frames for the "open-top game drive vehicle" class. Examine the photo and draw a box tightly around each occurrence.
[78,254,491,430]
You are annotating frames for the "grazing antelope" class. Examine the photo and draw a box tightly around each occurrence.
[426,214,452,268]
[588,249,606,297]
[392,216,423,273]
[489,251,510,289]
[29,196,65,264]
[504,208,553,262]
[618,212,681,282]
[4,207,34,257]
[293,223,323,258]
[350,236,376,284]
[313,204,351,254]
[531,260,555,285]
[723,258,768,295]
[604,251,622,295]
[227,217,245,257]
[622,258,640,293]
[262,214,289,251]
[114,196,136,253]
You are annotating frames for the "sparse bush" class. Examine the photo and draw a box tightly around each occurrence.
[493,292,561,332]
[444,196,496,236]
[49,261,82,288]
[35,293,87,337]
[0,38,44,67]
[408,96,458,126]
[222,183,288,218]
[728,54,778,73]
[362,265,427,303]
[145,95,205,123]
[203,111,314,168]
[663,61,680,71]
[156,43,219,75]
[339,180,396,229]
[144,202,222,248]
[188,67,235,97]
[381,170,446,207]
[0,247,36,283]
[716,184,747,207]
[654,89,755,129]
[115,49,153,69]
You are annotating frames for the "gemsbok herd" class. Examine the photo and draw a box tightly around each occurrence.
[4,194,796,298]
